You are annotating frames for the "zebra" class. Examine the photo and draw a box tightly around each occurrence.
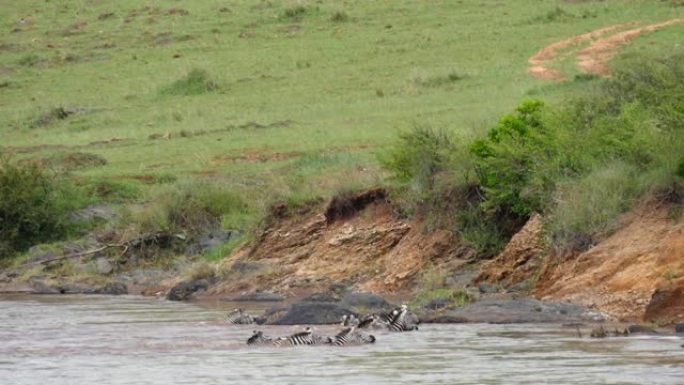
[357,314,378,329]
[227,308,255,325]
[246,330,273,345]
[385,304,419,332]
[273,327,327,346]
[341,314,360,327]
[327,327,376,346]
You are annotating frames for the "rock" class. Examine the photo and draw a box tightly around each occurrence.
[478,283,499,294]
[200,229,238,251]
[228,292,285,302]
[423,297,453,310]
[268,301,356,325]
[24,247,55,265]
[186,229,239,255]
[230,261,267,276]
[421,299,608,324]
[166,279,210,301]
[28,277,60,294]
[95,282,127,295]
[341,292,393,311]
[69,204,118,223]
[476,214,545,289]
[302,292,340,302]
[644,283,684,324]
[54,283,99,294]
[627,325,659,335]
[675,323,684,334]
[94,258,113,275]
[445,271,476,288]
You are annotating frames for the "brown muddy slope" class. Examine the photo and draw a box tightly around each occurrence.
[534,202,684,323]
[209,191,471,297]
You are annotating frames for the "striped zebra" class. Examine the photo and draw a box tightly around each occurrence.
[357,314,378,329]
[246,330,273,345]
[384,305,419,332]
[227,308,255,325]
[327,327,376,346]
[273,327,327,346]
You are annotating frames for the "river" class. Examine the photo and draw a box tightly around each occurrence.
[1,294,682,385]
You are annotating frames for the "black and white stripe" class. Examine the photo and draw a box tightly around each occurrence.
[273,327,326,346]
[357,314,377,329]
[246,330,273,345]
[385,305,419,332]
[327,327,376,346]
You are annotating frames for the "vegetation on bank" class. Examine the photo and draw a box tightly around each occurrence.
[383,51,684,257]
[1,0,683,288]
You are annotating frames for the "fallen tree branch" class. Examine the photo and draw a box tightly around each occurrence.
[27,244,126,266]
[25,232,186,266]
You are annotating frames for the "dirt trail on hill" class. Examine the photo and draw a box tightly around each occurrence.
[528,23,638,81]
[577,18,684,76]
[528,18,684,81]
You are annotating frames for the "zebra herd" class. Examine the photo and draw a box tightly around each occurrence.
[228,304,419,347]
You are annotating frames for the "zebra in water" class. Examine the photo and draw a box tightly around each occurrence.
[273,327,327,346]
[246,330,273,345]
[327,327,376,346]
[341,314,360,327]
[227,308,255,325]
[357,314,378,329]
[382,304,419,332]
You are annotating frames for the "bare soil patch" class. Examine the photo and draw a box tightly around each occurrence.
[527,22,638,81]
[577,18,684,76]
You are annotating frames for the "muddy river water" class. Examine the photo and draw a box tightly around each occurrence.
[1,294,682,385]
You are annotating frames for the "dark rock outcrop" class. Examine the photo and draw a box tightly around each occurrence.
[421,299,608,324]
[28,277,60,294]
[675,323,684,334]
[268,301,356,325]
[228,292,284,302]
[166,279,210,301]
[627,325,659,335]
[95,282,128,295]
[341,292,393,311]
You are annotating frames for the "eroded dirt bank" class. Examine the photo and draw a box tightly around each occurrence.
[208,189,470,297]
[206,190,683,323]
[2,189,682,324]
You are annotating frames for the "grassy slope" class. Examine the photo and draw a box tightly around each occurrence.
[1,0,683,216]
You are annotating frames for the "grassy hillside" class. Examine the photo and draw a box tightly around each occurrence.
[2,0,683,258]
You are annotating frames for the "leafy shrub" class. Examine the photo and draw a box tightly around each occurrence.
[160,69,218,96]
[380,126,459,193]
[470,100,559,217]
[282,5,307,20]
[0,158,82,258]
[330,10,349,22]
[136,183,252,236]
[382,50,684,259]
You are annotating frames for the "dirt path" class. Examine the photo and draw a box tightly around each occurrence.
[528,23,638,81]
[577,18,684,76]
[528,18,684,81]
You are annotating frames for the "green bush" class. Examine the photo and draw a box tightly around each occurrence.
[136,183,253,236]
[382,50,684,258]
[0,158,81,258]
[470,100,560,217]
[160,69,218,96]
[380,126,459,193]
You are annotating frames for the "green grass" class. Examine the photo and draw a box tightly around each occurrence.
[1,0,683,255]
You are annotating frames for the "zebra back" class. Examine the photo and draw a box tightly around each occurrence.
[274,329,315,346]
[246,330,272,345]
